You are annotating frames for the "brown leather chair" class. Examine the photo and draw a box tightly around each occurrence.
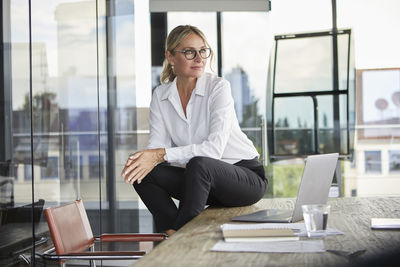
[40,199,166,266]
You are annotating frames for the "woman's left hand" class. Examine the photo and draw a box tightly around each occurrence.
[121,148,165,185]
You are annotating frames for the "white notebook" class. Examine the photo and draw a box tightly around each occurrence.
[371,218,400,229]
[222,227,299,242]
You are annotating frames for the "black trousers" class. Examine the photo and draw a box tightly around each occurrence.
[133,156,268,232]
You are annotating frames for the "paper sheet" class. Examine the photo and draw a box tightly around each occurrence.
[221,223,344,237]
[211,240,325,253]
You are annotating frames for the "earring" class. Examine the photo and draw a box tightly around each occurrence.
[171,65,175,73]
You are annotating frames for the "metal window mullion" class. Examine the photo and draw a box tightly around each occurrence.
[346,31,352,155]
[271,40,278,156]
[0,0,14,180]
[332,0,341,156]
[275,29,351,41]
[311,96,319,154]
[274,90,347,98]
[216,12,222,77]
[105,0,117,236]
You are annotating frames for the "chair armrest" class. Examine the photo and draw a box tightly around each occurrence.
[68,251,145,256]
[99,233,167,242]
[39,250,145,261]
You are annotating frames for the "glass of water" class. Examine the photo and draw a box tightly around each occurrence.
[302,204,331,238]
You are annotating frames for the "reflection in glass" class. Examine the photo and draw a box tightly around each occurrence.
[40,157,59,179]
[64,155,83,179]
[1,0,36,263]
[24,164,32,181]
[89,155,104,179]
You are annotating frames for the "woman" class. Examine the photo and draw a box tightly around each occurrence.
[122,25,267,236]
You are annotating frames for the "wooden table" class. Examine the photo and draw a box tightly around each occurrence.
[134,197,400,267]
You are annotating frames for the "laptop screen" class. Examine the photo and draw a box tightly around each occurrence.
[291,153,339,222]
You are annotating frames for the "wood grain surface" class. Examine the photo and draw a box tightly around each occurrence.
[133,197,400,267]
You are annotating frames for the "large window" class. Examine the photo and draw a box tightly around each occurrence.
[389,150,400,173]
[64,155,83,179]
[24,164,32,181]
[40,157,59,180]
[1,0,151,264]
[89,155,104,179]
[364,151,382,174]
[267,30,355,158]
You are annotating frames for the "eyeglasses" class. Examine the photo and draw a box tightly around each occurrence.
[173,48,211,60]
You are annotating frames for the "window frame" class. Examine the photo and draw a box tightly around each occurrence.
[268,29,353,160]
[364,150,382,174]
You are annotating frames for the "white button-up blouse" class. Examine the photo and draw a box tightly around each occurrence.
[147,72,259,165]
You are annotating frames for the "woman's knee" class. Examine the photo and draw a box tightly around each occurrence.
[186,156,214,171]
[133,162,179,190]
[186,156,212,174]
[132,165,159,190]
[185,157,218,184]
[132,173,151,191]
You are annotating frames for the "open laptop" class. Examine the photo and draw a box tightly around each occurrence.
[231,153,339,223]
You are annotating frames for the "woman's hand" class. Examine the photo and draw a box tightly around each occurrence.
[121,148,166,185]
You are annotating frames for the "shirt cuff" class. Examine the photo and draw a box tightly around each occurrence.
[165,145,193,165]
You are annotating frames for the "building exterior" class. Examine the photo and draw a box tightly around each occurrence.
[344,68,400,197]
[225,67,251,124]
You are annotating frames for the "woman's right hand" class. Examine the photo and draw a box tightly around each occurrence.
[121,148,166,185]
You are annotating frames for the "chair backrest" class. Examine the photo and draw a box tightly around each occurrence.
[45,199,94,255]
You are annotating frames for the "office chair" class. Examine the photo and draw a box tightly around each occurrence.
[39,199,167,266]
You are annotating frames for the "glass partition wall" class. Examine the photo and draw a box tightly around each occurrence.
[0,0,149,265]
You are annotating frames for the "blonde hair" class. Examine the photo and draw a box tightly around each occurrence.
[160,25,214,84]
